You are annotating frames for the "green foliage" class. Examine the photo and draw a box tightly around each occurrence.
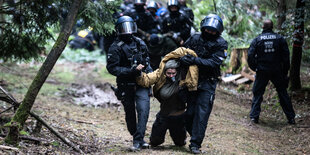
[99,67,115,79]
[53,71,75,84]
[19,130,29,136]
[0,0,120,61]
[60,48,106,63]
[78,0,121,35]
[0,1,60,61]
[39,83,64,96]
[51,141,60,147]
[190,0,262,51]
[45,29,106,63]
[189,0,215,29]
[217,0,263,50]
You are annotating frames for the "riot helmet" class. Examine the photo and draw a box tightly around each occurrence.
[134,0,146,12]
[167,0,179,12]
[200,14,224,34]
[147,1,158,10]
[147,1,158,15]
[115,16,137,35]
[149,33,163,47]
[134,0,146,5]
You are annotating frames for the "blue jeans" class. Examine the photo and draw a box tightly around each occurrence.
[119,84,150,144]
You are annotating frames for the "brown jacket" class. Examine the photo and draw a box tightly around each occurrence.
[136,47,199,94]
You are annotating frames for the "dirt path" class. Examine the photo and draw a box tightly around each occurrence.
[1,62,309,154]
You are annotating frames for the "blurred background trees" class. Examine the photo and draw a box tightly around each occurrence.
[0,0,120,61]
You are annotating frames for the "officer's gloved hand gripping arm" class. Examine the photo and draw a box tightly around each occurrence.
[107,47,141,77]
[182,39,227,68]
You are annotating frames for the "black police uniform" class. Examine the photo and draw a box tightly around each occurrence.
[106,35,152,146]
[179,4,194,22]
[161,11,192,43]
[120,1,134,15]
[184,32,227,149]
[127,6,160,35]
[148,35,178,70]
[247,29,295,122]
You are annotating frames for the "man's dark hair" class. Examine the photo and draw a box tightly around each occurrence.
[263,19,273,30]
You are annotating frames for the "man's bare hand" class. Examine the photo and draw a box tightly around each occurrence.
[136,64,145,71]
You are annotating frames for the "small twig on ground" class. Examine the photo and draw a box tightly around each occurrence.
[66,117,95,124]
[0,106,14,114]
[0,134,49,144]
[30,112,85,154]
[0,86,85,154]
[0,145,19,151]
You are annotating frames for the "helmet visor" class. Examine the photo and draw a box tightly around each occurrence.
[117,21,137,35]
[201,17,223,33]
[135,0,145,4]
[168,0,178,6]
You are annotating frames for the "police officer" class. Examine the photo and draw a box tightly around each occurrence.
[247,19,295,124]
[106,16,152,151]
[120,0,134,16]
[148,33,178,70]
[161,0,192,46]
[69,28,97,51]
[127,0,160,38]
[178,0,194,22]
[146,1,159,18]
[180,14,227,154]
[146,1,162,31]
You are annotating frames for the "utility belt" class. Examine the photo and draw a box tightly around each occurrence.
[111,83,136,101]
[112,82,152,101]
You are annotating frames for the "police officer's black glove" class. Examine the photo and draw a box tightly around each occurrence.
[130,66,142,77]
[180,54,195,66]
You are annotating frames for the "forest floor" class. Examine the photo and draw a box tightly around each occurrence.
[0,61,310,154]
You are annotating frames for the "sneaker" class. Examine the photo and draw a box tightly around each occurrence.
[190,147,201,154]
[288,118,296,125]
[250,117,259,124]
[130,143,141,151]
[141,142,150,149]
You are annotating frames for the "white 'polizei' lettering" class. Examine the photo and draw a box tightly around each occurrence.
[260,35,276,40]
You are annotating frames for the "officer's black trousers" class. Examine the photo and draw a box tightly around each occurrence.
[120,85,150,145]
[250,70,295,120]
[185,80,217,148]
[150,113,186,147]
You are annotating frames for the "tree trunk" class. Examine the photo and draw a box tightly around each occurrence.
[276,0,286,30]
[289,0,305,91]
[212,0,217,13]
[5,0,83,145]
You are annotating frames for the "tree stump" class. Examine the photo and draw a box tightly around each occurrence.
[4,122,19,145]
[228,48,249,73]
